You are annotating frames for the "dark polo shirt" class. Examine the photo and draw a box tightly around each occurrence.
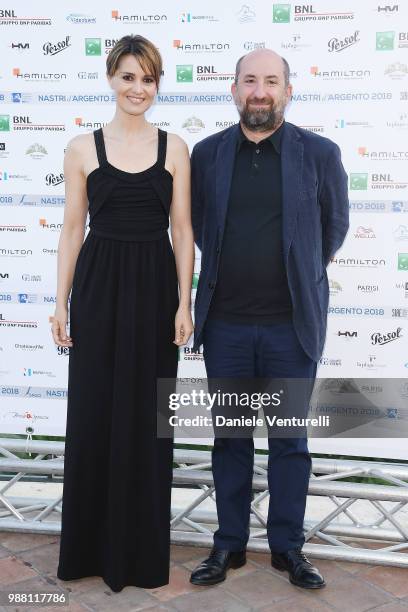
[208,120,293,324]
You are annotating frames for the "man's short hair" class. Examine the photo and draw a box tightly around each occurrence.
[234,53,290,87]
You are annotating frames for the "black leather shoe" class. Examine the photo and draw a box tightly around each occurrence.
[190,547,246,585]
[271,548,325,589]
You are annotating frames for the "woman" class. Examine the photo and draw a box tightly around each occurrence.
[52,35,194,592]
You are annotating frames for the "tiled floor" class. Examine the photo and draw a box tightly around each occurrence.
[0,533,407,611]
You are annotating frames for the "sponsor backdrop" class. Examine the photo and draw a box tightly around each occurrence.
[0,1,407,457]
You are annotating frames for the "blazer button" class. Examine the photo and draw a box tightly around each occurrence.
[208,281,215,290]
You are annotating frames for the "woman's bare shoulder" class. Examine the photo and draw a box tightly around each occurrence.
[166,131,189,156]
[65,132,95,156]
[64,134,97,178]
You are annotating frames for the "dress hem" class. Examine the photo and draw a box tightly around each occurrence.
[57,570,170,592]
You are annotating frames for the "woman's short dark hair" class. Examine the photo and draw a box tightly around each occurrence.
[106,34,162,88]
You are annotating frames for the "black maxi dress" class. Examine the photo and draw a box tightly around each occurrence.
[57,128,179,592]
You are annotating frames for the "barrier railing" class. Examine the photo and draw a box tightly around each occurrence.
[1,439,407,567]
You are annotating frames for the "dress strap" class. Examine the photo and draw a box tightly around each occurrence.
[157,129,167,168]
[93,128,107,166]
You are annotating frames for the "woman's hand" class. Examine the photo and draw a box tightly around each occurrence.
[51,306,73,347]
[174,305,194,346]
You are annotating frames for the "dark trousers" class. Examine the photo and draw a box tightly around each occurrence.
[202,318,317,553]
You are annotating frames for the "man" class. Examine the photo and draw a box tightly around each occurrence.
[189,49,349,589]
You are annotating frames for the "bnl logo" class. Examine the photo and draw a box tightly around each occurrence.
[273,4,291,23]
[192,273,199,289]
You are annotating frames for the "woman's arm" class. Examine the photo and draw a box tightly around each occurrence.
[51,136,89,347]
[168,133,195,347]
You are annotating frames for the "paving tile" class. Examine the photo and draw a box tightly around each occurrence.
[8,600,87,612]
[170,545,205,565]
[399,594,408,607]
[334,560,374,575]
[0,574,65,593]
[221,563,258,581]
[142,606,178,612]
[0,545,11,560]
[0,533,59,553]
[53,603,89,612]
[53,574,105,595]
[371,603,408,612]
[77,583,157,611]
[246,552,272,568]
[0,574,78,611]
[17,542,60,576]
[2,535,405,612]
[223,569,296,607]
[148,565,198,602]
[0,557,38,586]
[318,575,394,611]
[256,592,335,611]
[59,602,89,612]
[170,587,251,612]
[358,566,408,598]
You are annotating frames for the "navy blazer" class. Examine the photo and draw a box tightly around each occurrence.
[191,121,349,361]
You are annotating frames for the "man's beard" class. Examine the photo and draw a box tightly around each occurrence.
[238,98,286,132]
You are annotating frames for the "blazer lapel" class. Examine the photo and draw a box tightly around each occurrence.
[215,125,239,231]
[281,122,303,263]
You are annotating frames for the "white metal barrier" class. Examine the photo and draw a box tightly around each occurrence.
[1,439,408,567]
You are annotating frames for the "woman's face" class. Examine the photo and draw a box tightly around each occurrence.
[108,53,157,116]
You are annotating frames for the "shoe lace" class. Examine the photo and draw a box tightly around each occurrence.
[292,549,311,565]
[208,548,224,562]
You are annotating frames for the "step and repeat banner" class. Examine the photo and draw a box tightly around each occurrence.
[0,1,407,457]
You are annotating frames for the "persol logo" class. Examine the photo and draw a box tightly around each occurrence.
[371,327,402,345]
[43,36,71,56]
[328,30,360,52]
[45,173,64,186]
